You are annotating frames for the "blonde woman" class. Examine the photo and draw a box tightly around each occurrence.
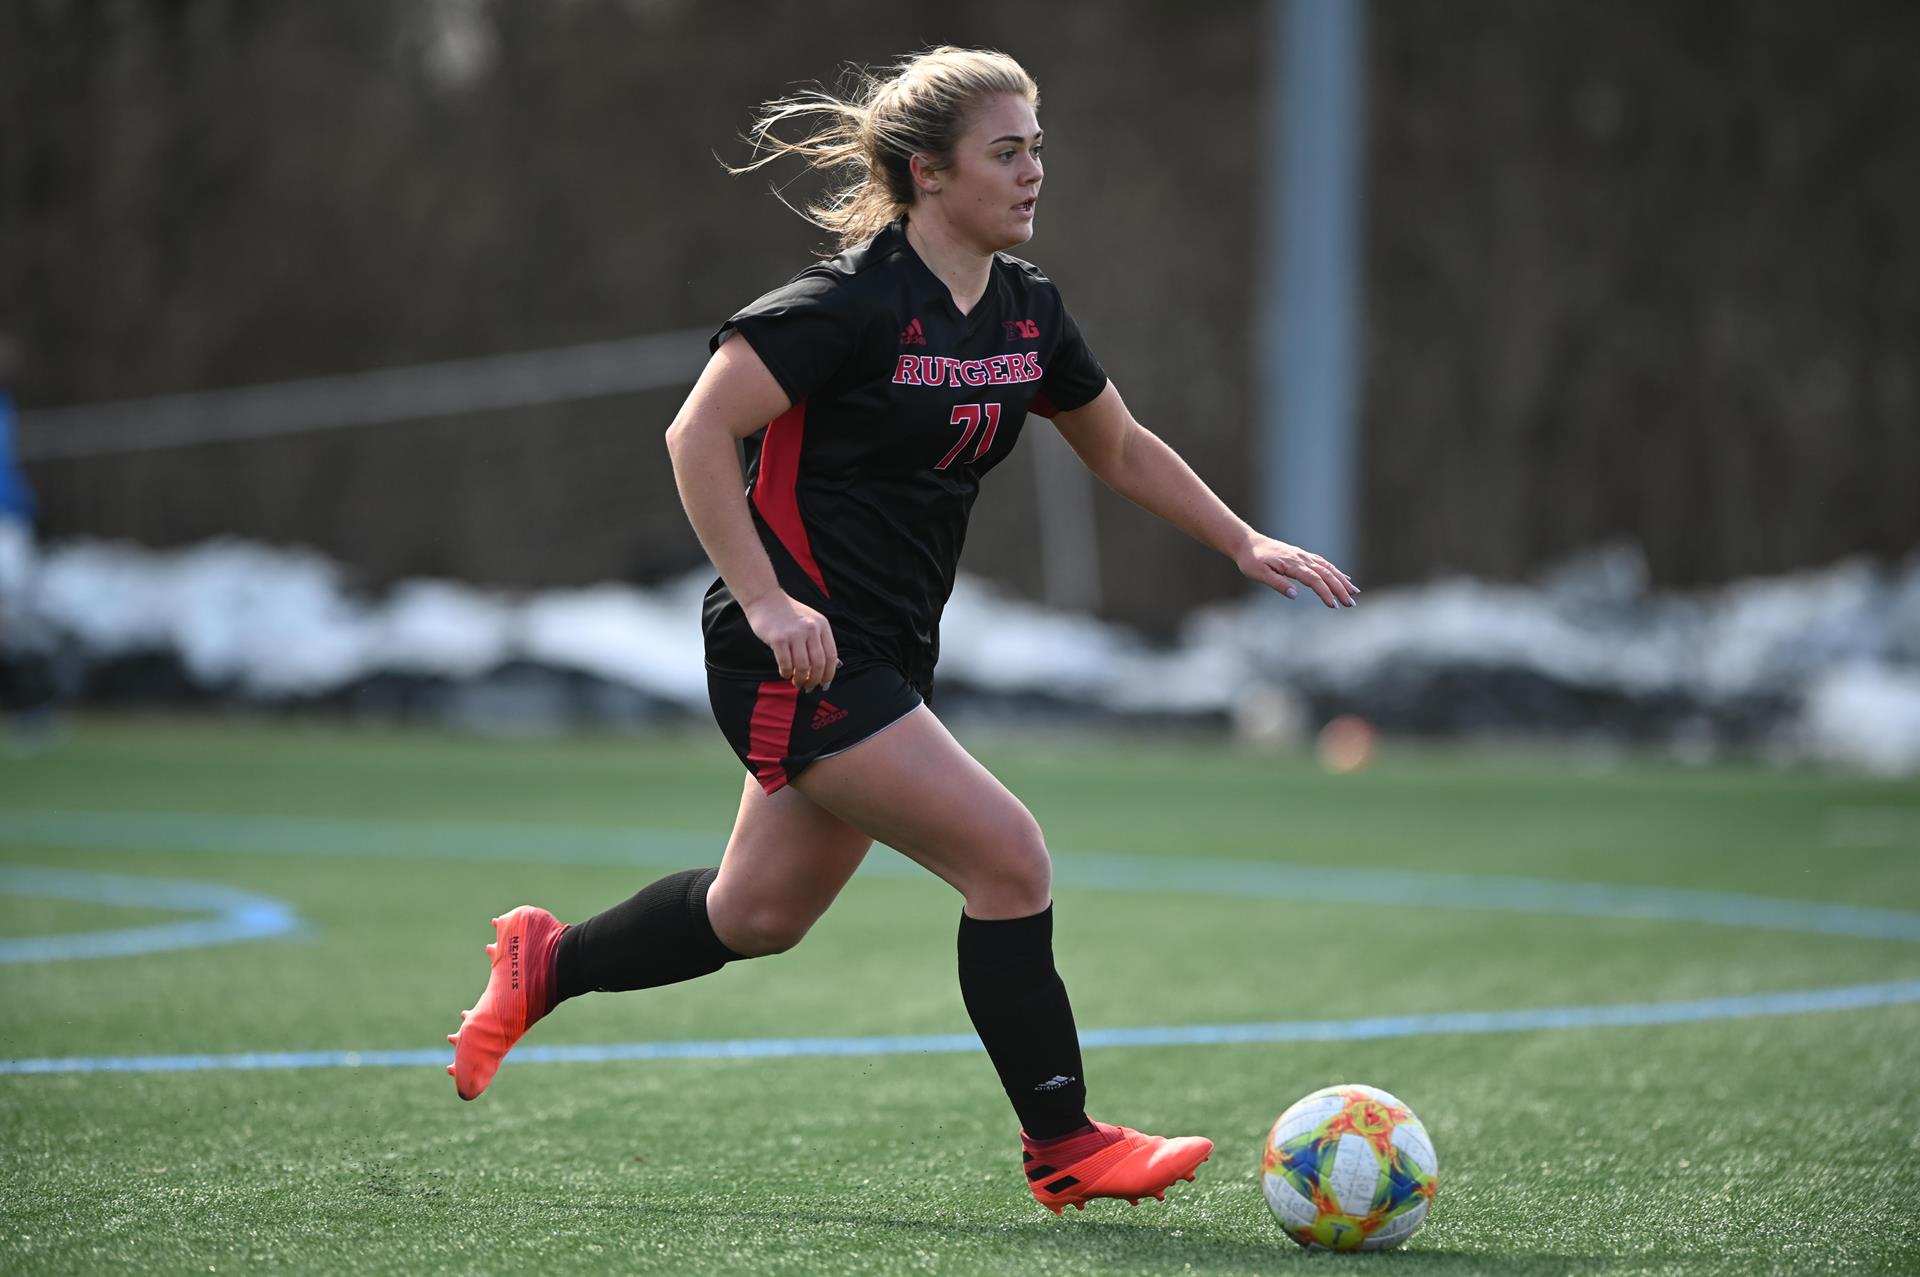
[450,46,1357,1215]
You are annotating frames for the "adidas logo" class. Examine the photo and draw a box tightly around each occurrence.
[1034,1074,1077,1092]
[810,700,849,730]
[899,318,927,346]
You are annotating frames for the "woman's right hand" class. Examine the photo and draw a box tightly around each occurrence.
[742,591,840,691]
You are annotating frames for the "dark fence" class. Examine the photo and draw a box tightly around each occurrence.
[5,0,1915,633]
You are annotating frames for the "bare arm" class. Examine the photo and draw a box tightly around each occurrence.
[664,336,839,689]
[1049,382,1358,608]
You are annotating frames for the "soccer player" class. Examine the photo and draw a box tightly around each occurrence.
[449,46,1357,1215]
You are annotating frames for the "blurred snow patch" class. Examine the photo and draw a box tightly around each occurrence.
[521,581,708,703]
[373,580,514,678]
[37,539,374,694]
[1799,667,1920,776]
[14,536,1920,774]
[941,577,1241,712]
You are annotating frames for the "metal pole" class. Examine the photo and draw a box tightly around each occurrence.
[1261,0,1366,574]
[1031,421,1103,614]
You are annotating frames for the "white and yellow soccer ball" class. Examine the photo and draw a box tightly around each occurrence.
[1260,1083,1438,1251]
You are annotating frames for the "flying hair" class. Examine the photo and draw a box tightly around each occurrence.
[728,47,1039,251]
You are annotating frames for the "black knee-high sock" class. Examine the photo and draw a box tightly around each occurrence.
[957,905,1090,1140]
[552,867,742,1001]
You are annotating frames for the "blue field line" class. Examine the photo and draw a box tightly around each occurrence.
[6,979,1918,1076]
[0,866,299,963]
[7,807,1920,944]
[7,807,1920,1073]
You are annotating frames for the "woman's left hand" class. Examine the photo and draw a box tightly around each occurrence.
[1235,534,1359,608]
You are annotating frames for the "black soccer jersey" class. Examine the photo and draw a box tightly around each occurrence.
[701,220,1109,689]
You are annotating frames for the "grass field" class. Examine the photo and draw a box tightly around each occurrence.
[3,716,1918,1275]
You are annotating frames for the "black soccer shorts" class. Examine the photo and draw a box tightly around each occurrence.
[707,661,926,795]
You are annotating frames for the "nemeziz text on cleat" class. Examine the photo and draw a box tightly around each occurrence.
[1024,1124,1214,1215]
[447,905,566,1101]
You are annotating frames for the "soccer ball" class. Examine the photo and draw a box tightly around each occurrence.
[1260,1083,1438,1251]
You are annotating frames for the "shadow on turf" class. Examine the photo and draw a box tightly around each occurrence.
[632,1202,1599,1270]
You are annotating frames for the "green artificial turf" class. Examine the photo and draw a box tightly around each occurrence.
[2,716,1917,1275]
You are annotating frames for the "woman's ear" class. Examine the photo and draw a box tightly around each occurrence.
[908,153,942,196]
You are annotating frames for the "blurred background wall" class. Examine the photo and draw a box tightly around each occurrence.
[4,0,1916,635]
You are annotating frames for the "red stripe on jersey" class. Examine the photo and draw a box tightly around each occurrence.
[746,679,800,793]
[1029,393,1059,419]
[751,401,830,597]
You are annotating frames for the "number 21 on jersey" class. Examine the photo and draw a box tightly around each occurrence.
[934,403,1002,471]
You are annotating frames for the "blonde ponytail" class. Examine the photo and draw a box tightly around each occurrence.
[729,47,1039,251]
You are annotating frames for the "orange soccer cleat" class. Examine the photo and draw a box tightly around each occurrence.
[1023,1122,1214,1215]
[446,905,567,1101]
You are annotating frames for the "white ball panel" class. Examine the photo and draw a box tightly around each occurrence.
[1262,1173,1317,1228]
[1392,1119,1438,1176]
[1272,1093,1343,1146]
[1328,1133,1381,1217]
[1363,1199,1429,1251]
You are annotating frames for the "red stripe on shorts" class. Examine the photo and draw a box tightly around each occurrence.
[751,401,829,597]
[746,679,800,793]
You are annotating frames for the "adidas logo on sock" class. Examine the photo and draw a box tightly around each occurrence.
[899,318,927,346]
[1034,1074,1077,1092]
[810,700,849,730]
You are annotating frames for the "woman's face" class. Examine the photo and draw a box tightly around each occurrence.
[920,93,1044,251]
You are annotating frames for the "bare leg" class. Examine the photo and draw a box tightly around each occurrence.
[706,774,873,956]
[792,706,1051,919]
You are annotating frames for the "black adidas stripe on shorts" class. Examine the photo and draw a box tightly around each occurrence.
[707,662,926,795]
